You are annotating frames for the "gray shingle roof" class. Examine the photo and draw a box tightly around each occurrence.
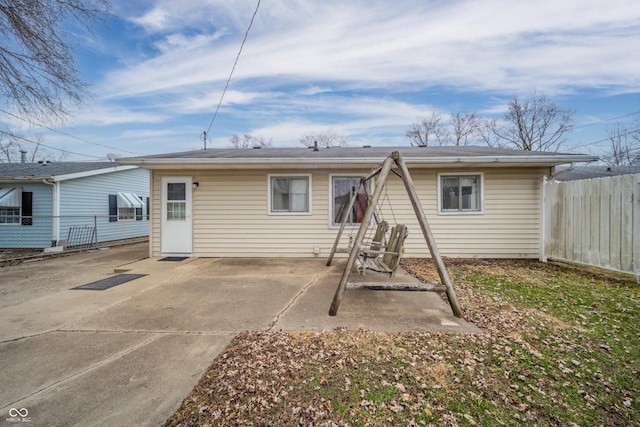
[119,146,598,167]
[554,165,640,181]
[0,162,118,179]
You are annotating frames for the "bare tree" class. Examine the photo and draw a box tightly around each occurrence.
[0,0,110,121]
[229,134,273,149]
[450,112,480,146]
[490,93,574,152]
[406,111,449,146]
[602,123,640,166]
[477,118,503,148]
[299,130,348,148]
[0,129,49,162]
[105,152,121,162]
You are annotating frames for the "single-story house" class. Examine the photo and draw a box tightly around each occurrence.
[0,162,150,249]
[118,146,597,259]
[554,165,640,181]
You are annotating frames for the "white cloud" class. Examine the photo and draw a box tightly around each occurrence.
[58,0,640,159]
[101,0,640,100]
[71,105,168,126]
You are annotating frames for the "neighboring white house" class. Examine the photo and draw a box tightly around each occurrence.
[0,162,150,249]
[118,146,597,259]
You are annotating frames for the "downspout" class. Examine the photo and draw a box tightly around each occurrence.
[42,179,60,246]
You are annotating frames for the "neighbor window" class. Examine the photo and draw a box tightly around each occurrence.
[331,176,370,226]
[0,207,20,224]
[270,176,310,213]
[118,207,136,221]
[439,174,482,213]
[109,192,145,222]
[0,187,23,225]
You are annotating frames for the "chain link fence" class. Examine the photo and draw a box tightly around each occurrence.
[0,215,149,261]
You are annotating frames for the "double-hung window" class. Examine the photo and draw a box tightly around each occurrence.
[331,176,370,226]
[439,173,483,214]
[269,175,311,214]
[0,188,22,225]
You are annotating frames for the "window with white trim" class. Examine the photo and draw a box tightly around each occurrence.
[0,207,20,224]
[331,176,370,226]
[166,183,186,220]
[118,207,136,221]
[439,174,482,213]
[109,192,145,222]
[269,175,310,214]
[0,187,22,225]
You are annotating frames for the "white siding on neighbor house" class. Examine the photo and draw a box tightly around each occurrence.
[59,167,150,243]
[150,167,545,259]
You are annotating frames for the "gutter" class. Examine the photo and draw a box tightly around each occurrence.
[119,154,600,168]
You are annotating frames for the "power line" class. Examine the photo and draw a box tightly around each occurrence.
[0,128,104,160]
[569,127,640,150]
[0,108,143,155]
[205,0,261,139]
[573,110,640,130]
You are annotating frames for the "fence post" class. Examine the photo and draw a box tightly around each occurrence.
[93,215,98,245]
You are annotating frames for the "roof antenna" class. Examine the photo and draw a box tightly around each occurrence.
[201,131,208,150]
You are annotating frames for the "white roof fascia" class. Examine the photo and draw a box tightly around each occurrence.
[52,165,139,182]
[120,154,599,169]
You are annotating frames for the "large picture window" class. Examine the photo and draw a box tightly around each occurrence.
[269,176,311,214]
[331,176,369,226]
[439,174,482,214]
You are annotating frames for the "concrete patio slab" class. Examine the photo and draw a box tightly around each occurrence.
[8,333,230,427]
[0,243,480,426]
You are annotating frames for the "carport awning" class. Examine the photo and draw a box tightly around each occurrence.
[117,192,143,208]
[0,187,21,207]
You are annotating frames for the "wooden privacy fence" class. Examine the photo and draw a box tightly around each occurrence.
[544,174,640,274]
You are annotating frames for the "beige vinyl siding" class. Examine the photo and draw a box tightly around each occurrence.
[150,167,545,259]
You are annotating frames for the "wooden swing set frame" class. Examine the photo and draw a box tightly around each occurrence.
[326,151,463,318]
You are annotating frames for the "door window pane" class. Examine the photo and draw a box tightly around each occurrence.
[167,183,186,201]
[167,202,186,220]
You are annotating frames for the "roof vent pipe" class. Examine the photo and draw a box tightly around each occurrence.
[313,140,319,152]
[20,150,27,164]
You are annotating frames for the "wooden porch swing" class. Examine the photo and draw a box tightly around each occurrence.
[326,151,463,318]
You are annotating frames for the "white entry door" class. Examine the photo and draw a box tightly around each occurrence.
[161,177,192,255]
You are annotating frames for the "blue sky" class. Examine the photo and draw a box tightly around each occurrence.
[6,0,640,160]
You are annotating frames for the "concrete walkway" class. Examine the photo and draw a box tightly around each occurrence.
[0,243,479,426]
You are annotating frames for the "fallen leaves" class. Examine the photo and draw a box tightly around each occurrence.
[164,259,640,427]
